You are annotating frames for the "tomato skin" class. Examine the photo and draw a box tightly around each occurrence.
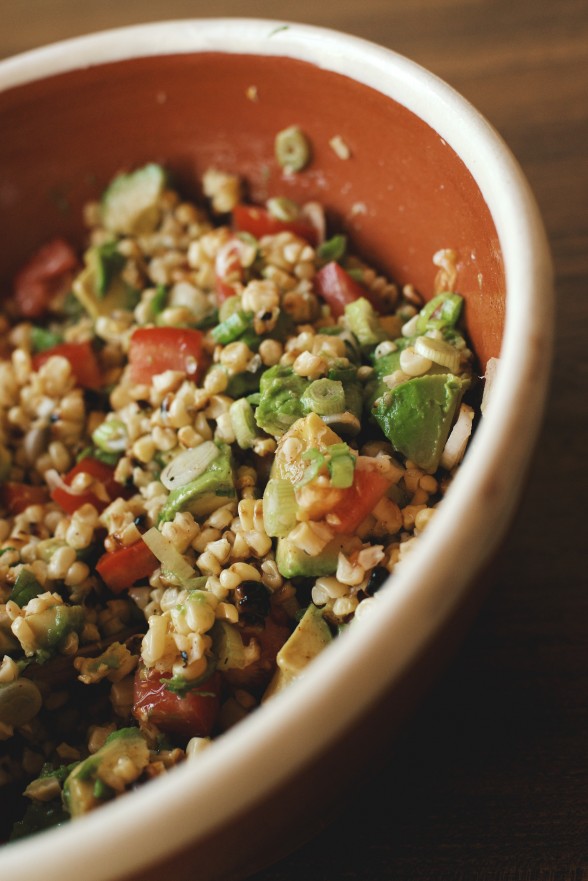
[96,540,159,594]
[133,668,221,738]
[14,238,78,318]
[128,327,208,385]
[232,204,318,246]
[32,341,102,390]
[327,468,393,534]
[51,457,125,515]
[314,261,384,317]
[0,482,49,515]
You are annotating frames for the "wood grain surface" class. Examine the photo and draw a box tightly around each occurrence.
[1,2,586,880]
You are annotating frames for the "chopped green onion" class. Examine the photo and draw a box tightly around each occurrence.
[95,240,125,296]
[328,454,355,488]
[30,326,63,353]
[415,293,463,333]
[344,297,386,347]
[141,527,201,588]
[229,398,258,450]
[76,446,120,467]
[91,418,128,453]
[211,309,253,344]
[296,449,325,486]
[275,125,311,173]
[346,267,365,283]
[218,295,242,323]
[10,569,43,608]
[150,284,168,316]
[414,335,460,373]
[159,441,220,491]
[327,442,351,458]
[301,379,345,416]
[316,234,347,265]
[262,478,298,537]
[266,196,300,222]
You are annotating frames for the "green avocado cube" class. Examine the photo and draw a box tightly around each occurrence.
[158,443,235,523]
[372,373,465,473]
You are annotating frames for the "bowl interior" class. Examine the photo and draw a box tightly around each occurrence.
[0,50,504,369]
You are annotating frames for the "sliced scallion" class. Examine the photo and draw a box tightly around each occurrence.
[141,527,201,588]
[323,442,356,488]
[275,125,311,173]
[414,335,460,373]
[211,309,253,345]
[159,441,220,491]
[301,379,345,416]
[91,418,128,453]
[262,478,298,537]
[266,196,300,222]
[296,448,325,486]
[229,398,258,450]
[316,234,347,265]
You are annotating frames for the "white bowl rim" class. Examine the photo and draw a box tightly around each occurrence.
[0,17,553,881]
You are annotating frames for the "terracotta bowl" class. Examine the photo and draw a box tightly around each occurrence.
[0,18,553,881]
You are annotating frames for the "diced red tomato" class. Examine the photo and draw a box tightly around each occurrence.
[314,261,384,318]
[133,668,221,738]
[32,341,102,390]
[128,327,208,385]
[96,539,159,594]
[326,467,393,534]
[51,457,125,515]
[232,204,318,246]
[14,238,78,318]
[0,482,49,515]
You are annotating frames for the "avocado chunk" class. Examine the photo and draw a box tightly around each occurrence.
[276,535,347,579]
[254,364,309,437]
[158,443,235,523]
[72,243,139,319]
[25,604,85,663]
[344,296,387,347]
[263,603,333,699]
[372,373,466,473]
[101,163,167,235]
[63,728,149,817]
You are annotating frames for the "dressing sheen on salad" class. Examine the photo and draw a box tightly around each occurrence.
[0,161,479,841]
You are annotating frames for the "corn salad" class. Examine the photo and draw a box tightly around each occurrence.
[0,162,478,841]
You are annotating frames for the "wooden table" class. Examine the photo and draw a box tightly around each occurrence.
[2,1,586,879]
